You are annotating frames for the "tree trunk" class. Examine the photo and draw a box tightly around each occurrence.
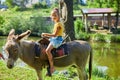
[115,0,120,29]
[62,0,75,41]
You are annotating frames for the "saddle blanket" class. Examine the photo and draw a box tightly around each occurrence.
[34,43,69,59]
[51,44,69,59]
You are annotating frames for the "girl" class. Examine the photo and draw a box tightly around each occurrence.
[41,8,64,75]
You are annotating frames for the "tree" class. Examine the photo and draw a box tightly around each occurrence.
[114,0,120,29]
[59,0,75,41]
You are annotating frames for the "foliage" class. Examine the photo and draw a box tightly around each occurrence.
[73,4,80,10]
[1,14,52,36]
[49,2,58,10]
[0,16,5,35]
[74,18,84,33]
[75,32,90,40]
[0,16,5,27]
[5,0,14,8]
[91,33,120,43]
[74,18,90,40]
[32,2,48,9]
[86,0,120,13]
[12,6,22,11]
[92,33,106,42]
[111,35,120,42]
[87,0,112,8]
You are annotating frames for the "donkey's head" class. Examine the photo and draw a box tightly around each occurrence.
[4,29,31,69]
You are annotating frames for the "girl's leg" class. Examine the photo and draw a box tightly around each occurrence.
[46,43,55,74]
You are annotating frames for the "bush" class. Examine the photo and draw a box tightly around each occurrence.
[2,14,52,36]
[92,33,106,42]
[75,32,90,40]
[74,18,84,33]
[0,16,5,27]
[111,35,120,42]
[32,2,48,9]
[74,18,90,40]
[91,33,120,43]
[73,4,80,10]
[12,6,21,11]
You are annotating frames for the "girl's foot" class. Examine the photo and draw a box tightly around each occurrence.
[46,67,55,77]
[50,67,55,74]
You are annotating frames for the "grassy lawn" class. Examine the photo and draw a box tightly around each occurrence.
[0,60,37,80]
[0,60,111,80]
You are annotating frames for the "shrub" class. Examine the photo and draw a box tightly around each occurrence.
[74,18,84,33]
[92,33,106,42]
[75,32,90,40]
[73,4,80,10]
[12,6,21,11]
[0,16,5,27]
[32,2,48,9]
[2,14,52,36]
[111,35,120,42]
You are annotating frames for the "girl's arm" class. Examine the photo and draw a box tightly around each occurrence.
[41,26,61,37]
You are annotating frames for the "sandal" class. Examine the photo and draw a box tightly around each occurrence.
[46,66,52,77]
[46,66,55,77]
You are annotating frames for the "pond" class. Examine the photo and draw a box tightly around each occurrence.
[90,41,120,78]
[0,36,120,79]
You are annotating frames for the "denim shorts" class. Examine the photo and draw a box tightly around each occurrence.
[49,36,63,48]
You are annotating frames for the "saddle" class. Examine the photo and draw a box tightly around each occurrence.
[35,38,69,59]
[35,38,69,76]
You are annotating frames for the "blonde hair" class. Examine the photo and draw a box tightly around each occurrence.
[51,8,60,17]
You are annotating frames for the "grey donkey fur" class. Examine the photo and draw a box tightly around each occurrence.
[4,29,92,80]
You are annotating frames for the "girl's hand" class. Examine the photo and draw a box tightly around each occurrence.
[41,33,47,37]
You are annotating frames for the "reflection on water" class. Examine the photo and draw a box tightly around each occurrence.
[0,36,120,78]
[97,66,108,75]
[90,41,120,78]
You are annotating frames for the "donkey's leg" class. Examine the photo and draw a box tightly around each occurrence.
[76,67,87,80]
[35,69,43,80]
[76,67,84,80]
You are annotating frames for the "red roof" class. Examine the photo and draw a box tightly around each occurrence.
[81,8,116,14]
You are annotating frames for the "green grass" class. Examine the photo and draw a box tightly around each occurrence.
[0,61,37,80]
[0,60,116,80]
[0,60,78,80]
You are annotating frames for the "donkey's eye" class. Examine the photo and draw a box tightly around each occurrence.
[14,49,17,53]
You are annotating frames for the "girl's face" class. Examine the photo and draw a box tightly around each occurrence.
[51,11,59,22]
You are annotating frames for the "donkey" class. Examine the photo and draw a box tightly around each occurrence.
[3,29,92,80]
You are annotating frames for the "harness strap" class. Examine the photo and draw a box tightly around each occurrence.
[34,42,41,58]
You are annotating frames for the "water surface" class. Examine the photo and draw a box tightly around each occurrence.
[90,41,120,78]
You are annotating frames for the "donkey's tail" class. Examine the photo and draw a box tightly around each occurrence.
[89,48,93,80]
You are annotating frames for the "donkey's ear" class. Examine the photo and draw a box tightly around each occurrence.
[7,29,15,40]
[8,29,15,36]
[17,30,31,41]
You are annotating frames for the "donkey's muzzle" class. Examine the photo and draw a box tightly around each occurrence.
[7,64,14,69]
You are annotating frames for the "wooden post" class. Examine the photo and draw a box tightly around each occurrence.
[84,14,88,32]
[102,13,105,27]
[108,13,111,31]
